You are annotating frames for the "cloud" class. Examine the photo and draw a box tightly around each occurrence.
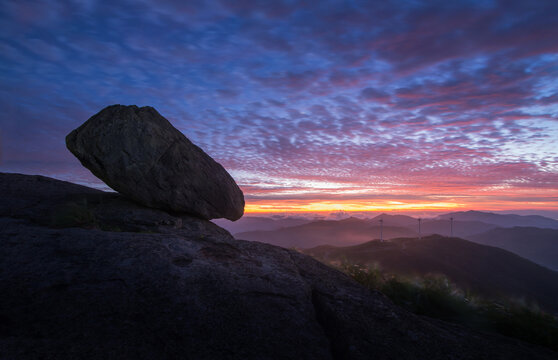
[1,0,557,213]
[360,87,390,102]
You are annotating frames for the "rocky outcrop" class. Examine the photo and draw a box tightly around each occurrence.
[65,105,244,220]
[1,173,556,360]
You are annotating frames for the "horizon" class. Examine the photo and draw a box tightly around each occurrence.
[2,1,558,216]
[214,209,558,221]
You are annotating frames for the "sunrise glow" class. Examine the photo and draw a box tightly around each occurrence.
[244,200,463,213]
[1,1,557,217]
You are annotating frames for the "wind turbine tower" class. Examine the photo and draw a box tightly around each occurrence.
[450,217,454,237]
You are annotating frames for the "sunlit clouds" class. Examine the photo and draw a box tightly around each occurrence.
[1,0,557,214]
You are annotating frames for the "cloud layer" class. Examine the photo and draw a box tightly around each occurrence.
[1,0,557,213]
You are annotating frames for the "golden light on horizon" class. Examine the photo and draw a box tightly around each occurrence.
[240,181,558,215]
[244,200,464,213]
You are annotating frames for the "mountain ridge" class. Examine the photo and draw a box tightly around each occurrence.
[467,227,558,271]
[304,235,558,314]
[236,218,417,248]
[437,210,558,229]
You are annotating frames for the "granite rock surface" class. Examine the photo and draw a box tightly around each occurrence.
[0,173,556,360]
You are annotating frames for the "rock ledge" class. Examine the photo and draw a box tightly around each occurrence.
[0,173,556,360]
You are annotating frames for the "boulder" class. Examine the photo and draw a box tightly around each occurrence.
[65,105,244,220]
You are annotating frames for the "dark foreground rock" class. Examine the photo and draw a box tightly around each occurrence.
[65,105,244,220]
[1,173,556,360]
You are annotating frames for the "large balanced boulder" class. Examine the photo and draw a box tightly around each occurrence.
[66,105,244,220]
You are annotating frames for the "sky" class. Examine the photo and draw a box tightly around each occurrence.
[1,0,558,217]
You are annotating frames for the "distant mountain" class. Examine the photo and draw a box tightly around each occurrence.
[467,227,558,271]
[235,215,496,248]
[236,217,416,248]
[418,219,497,238]
[437,210,558,229]
[212,216,311,234]
[369,213,418,227]
[304,235,558,314]
[223,210,557,241]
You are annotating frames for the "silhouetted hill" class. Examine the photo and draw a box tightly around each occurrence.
[467,227,558,271]
[236,217,416,248]
[437,210,558,229]
[212,216,311,234]
[304,235,558,314]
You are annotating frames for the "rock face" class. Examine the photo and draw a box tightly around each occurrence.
[1,173,557,360]
[65,105,244,220]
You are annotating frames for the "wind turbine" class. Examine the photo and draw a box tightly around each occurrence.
[450,217,454,237]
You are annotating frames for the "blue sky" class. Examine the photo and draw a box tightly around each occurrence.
[1,0,557,215]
